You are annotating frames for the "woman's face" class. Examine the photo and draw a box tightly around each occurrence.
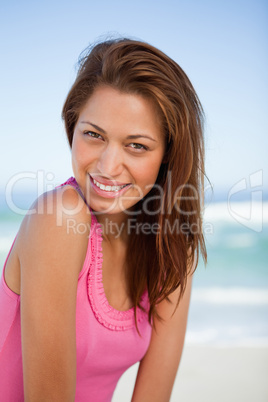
[72,85,165,216]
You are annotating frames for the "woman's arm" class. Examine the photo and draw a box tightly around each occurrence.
[18,187,90,401]
[131,272,193,402]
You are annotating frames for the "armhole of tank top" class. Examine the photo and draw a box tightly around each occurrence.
[1,236,20,300]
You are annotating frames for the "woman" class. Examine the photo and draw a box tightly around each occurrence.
[0,38,206,401]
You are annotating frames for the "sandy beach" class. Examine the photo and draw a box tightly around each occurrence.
[112,344,268,401]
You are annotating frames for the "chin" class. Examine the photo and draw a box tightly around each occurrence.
[90,198,135,216]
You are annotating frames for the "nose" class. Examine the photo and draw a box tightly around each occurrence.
[96,143,124,178]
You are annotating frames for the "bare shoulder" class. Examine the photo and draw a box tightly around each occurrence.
[17,184,91,277]
[21,184,91,229]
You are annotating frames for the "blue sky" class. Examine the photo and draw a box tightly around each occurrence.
[0,0,267,200]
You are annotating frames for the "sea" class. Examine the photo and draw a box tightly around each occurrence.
[0,190,267,348]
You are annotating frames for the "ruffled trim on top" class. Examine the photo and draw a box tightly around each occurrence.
[87,213,150,331]
[58,177,150,331]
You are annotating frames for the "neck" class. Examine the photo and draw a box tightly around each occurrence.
[93,211,132,244]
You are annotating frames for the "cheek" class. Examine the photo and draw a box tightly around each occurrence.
[133,154,163,186]
[72,137,90,168]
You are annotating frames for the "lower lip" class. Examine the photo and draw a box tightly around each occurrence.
[89,175,132,199]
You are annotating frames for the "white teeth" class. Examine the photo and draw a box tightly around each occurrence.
[92,178,127,192]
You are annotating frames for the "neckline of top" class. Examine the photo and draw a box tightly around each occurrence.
[60,177,149,330]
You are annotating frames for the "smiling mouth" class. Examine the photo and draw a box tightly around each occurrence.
[90,175,130,193]
[93,178,129,192]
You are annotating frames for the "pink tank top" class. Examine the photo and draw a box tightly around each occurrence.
[0,177,152,401]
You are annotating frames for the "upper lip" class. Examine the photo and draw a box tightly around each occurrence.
[89,174,130,187]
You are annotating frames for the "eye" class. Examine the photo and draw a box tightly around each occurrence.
[128,143,148,151]
[83,130,103,140]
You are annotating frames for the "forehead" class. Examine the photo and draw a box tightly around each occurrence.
[78,85,164,139]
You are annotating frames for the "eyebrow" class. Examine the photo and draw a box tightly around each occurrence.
[80,121,157,142]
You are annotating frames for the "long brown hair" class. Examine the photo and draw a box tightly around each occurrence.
[62,38,207,331]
